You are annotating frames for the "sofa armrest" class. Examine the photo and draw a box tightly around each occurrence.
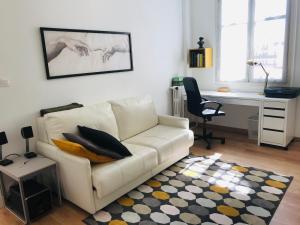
[158,115,189,129]
[36,141,96,214]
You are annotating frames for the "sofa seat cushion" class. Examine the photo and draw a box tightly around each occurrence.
[92,143,158,198]
[123,125,194,164]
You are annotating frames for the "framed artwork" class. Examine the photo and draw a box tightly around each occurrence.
[40,27,133,79]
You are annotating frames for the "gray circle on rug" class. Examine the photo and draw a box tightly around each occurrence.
[105,203,123,214]
[143,197,161,208]
[188,205,209,216]
[139,220,158,225]
[209,165,221,171]
[240,180,260,188]
[176,174,192,182]
[84,218,98,225]
[252,198,275,210]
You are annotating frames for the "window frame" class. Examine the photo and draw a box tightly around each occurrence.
[216,0,291,84]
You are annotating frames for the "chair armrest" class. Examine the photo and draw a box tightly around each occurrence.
[200,101,223,115]
[36,141,96,214]
[158,115,189,129]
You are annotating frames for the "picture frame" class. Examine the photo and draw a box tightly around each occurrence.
[40,27,133,79]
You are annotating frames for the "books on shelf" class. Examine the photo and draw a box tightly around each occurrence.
[189,48,212,68]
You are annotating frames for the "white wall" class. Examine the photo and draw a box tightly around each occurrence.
[0,0,184,206]
[186,0,300,133]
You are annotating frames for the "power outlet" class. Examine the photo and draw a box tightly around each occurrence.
[0,78,10,87]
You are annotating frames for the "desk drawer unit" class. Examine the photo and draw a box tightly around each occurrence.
[261,101,287,146]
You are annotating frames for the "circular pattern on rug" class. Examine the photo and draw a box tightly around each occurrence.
[150,212,170,224]
[169,197,188,208]
[143,197,161,208]
[217,205,240,217]
[105,204,124,214]
[246,206,271,218]
[269,175,290,183]
[241,213,267,225]
[121,212,141,223]
[178,191,196,201]
[249,170,268,177]
[185,185,203,194]
[230,192,251,201]
[154,174,169,182]
[117,197,135,207]
[204,191,223,201]
[161,185,178,194]
[209,213,233,225]
[223,198,245,209]
[133,204,151,215]
[85,156,292,225]
[196,198,216,208]
[257,192,280,202]
[251,198,275,210]
[188,204,209,216]
[160,204,180,215]
[147,180,161,188]
[109,220,128,225]
[192,180,209,188]
[152,191,170,200]
[94,210,112,222]
[138,185,153,194]
[128,190,144,200]
[169,179,185,187]
[261,185,283,195]
[179,212,201,224]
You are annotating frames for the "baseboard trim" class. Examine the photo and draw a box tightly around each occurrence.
[194,123,248,135]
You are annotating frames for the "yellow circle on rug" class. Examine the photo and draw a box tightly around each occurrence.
[147,180,161,188]
[117,197,134,207]
[109,220,128,225]
[232,166,248,173]
[266,180,287,189]
[210,185,229,194]
[217,205,240,217]
[152,191,170,200]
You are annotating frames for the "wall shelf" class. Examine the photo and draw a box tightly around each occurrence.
[189,48,213,68]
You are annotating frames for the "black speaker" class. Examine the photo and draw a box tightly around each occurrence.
[21,126,34,139]
[0,132,8,145]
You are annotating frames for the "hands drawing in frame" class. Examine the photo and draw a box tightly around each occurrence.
[46,36,129,63]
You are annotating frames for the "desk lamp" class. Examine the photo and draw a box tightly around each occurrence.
[21,126,37,159]
[247,60,270,91]
[0,132,13,166]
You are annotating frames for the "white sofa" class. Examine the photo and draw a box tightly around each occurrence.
[36,96,194,214]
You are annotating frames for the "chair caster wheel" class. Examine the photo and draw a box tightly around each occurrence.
[206,145,211,150]
[221,139,225,144]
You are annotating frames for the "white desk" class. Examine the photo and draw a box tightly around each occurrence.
[182,91,297,148]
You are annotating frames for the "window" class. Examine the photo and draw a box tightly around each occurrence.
[217,0,289,82]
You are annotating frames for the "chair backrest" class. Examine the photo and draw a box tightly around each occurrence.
[183,77,203,115]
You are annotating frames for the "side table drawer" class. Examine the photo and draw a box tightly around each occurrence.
[263,109,285,117]
[264,101,286,109]
[262,130,284,145]
[262,116,285,131]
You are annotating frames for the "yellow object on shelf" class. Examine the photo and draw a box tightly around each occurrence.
[217,87,231,92]
[189,48,213,68]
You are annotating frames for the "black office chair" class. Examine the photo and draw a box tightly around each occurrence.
[183,77,225,149]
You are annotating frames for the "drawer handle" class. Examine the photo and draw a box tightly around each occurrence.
[264,107,285,111]
[264,115,285,119]
[263,128,284,133]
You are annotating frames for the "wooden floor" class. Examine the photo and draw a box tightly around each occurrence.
[0,131,300,225]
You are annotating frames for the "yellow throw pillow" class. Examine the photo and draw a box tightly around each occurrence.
[52,139,115,163]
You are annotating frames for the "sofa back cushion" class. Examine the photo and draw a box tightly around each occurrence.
[44,102,119,144]
[110,96,158,140]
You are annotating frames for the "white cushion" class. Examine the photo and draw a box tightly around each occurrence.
[44,102,119,144]
[110,96,158,140]
[92,143,158,198]
[123,125,194,164]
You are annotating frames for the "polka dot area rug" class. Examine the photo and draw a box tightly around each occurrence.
[83,155,293,225]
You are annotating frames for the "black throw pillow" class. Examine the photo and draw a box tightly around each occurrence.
[63,133,123,159]
[78,126,132,157]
